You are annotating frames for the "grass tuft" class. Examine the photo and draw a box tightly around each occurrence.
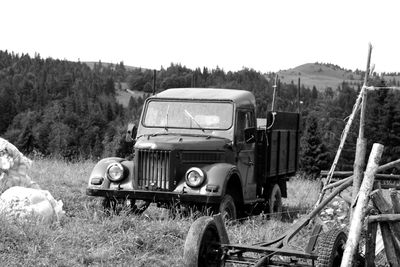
[1,159,320,266]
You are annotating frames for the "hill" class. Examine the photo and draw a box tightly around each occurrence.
[276,63,364,91]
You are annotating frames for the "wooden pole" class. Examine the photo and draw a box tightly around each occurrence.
[352,44,372,218]
[340,143,384,267]
[323,158,400,191]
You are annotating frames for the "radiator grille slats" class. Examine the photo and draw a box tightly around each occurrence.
[138,149,171,190]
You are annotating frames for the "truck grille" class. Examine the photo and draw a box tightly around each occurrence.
[137,149,171,190]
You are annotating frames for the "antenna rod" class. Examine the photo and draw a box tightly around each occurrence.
[297,77,301,113]
[271,74,278,111]
[152,69,156,95]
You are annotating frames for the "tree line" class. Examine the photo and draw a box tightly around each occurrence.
[1,50,400,178]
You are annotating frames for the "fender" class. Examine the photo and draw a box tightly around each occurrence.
[173,163,243,199]
[87,157,134,190]
[202,163,243,197]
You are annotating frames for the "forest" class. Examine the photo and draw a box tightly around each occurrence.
[1,50,399,177]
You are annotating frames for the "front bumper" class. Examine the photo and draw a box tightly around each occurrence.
[86,188,222,204]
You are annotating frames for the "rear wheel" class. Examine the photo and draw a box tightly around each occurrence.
[266,184,282,220]
[183,216,223,267]
[218,194,237,221]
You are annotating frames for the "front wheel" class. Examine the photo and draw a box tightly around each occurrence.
[183,216,223,267]
[218,194,237,221]
[102,198,150,215]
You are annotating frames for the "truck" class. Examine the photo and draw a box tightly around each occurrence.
[86,88,300,220]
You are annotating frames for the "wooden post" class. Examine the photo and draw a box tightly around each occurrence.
[365,218,377,267]
[340,143,384,267]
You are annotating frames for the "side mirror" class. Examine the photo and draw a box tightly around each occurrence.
[244,127,256,144]
[126,123,137,143]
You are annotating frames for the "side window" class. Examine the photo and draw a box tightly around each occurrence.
[236,110,254,142]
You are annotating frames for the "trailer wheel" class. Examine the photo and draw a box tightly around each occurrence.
[218,194,237,221]
[266,184,282,220]
[183,216,223,267]
[316,228,347,267]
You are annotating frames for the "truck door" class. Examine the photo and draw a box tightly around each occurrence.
[235,109,256,201]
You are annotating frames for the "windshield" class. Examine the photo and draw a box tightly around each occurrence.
[143,100,233,130]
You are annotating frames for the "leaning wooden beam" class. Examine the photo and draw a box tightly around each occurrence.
[315,90,363,206]
[341,143,384,267]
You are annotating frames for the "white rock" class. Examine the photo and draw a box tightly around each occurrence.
[0,186,65,223]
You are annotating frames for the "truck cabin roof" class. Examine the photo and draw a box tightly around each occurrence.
[150,88,256,108]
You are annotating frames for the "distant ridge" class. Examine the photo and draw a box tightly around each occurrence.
[276,63,364,91]
[83,61,142,72]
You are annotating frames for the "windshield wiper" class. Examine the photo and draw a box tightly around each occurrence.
[184,110,205,132]
[164,105,170,131]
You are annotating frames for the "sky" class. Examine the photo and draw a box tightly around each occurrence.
[1,0,399,73]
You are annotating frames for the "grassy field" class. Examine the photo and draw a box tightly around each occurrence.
[0,159,321,266]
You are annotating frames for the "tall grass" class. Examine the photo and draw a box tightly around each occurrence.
[0,159,320,266]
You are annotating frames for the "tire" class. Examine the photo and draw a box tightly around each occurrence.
[266,184,282,220]
[316,228,347,267]
[102,198,150,215]
[102,197,118,215]
[129,199,150,215]
[183,216,223,267]
[218,194,237,221]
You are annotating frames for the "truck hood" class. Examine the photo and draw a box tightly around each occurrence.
[135,134,231,151]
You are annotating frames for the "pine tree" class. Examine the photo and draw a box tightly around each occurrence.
[300,114,330,178]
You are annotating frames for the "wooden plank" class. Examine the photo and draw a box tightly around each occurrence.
[389,188,400,213]
[370,189,400,265]
[388,189,400,256]
[341,143,384,267]
[370,189,392,214]
[365,219,377,267]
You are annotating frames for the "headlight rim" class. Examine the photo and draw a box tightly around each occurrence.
[106,162,125,182]
[185,167,206,188]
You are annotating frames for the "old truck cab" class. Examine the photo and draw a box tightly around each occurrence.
[86,88,300,219]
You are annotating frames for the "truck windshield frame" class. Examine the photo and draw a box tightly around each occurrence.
[142,100,234,131]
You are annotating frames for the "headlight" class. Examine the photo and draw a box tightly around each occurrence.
[185,167,205,188]
[107,162,125,182]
